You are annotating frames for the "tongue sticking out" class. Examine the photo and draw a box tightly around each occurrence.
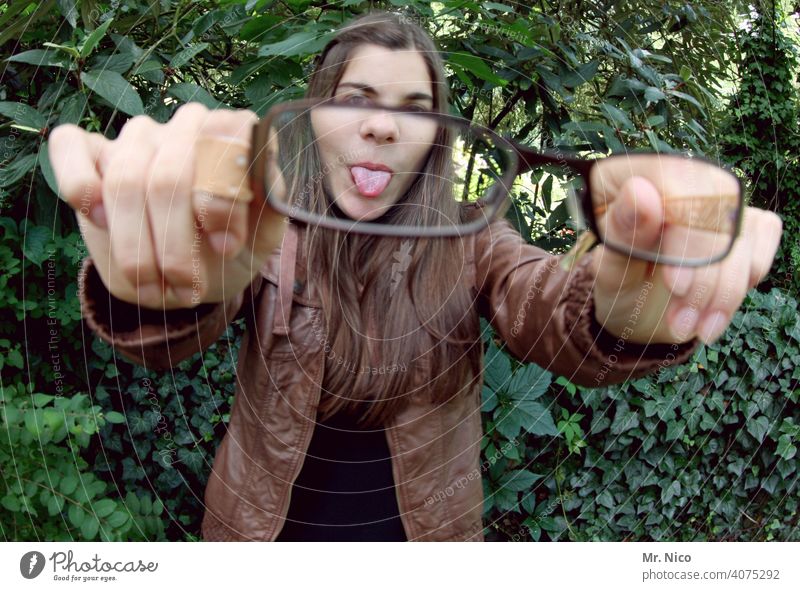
[350,166,392,198]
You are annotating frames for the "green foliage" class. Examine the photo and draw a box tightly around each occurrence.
[718,8,800,295]
[481,288,799,541]
[0,378,164,540]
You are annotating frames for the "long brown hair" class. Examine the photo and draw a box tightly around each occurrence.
[301,11,482,427]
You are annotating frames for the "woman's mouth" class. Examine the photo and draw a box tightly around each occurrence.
[349,163,393,198]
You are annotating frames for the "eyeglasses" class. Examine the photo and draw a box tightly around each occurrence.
[249,97,744,268]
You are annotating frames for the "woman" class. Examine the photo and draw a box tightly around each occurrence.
[50,11,782,541]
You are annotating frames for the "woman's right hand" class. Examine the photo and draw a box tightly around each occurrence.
[49,103,287,310]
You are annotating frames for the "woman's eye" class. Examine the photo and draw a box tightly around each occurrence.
[342,94,372,105]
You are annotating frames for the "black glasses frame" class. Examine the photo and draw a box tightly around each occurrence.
[250,98,745,267]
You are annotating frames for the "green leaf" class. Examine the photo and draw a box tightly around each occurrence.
[0,101,47,130]
[747,415,771,443]
[93,498,116,518]
[47,494,65,516]
[22,225,52,267]
[42,42,80,59]
[508,363,551,401]
[80,70,144,116]
[166,83,223,110]
[68,503,85,527]
[644,87,666,102]
[38,142,59,195]
[107,510,129,528]
[170,42,210,68]
[498,469,542,492]
[57,0,78,28]
[6,348,23,369]
[80,18,114,58]
[667,90,705,113]
[104,411,126,424]
[776,434,797,460]
[600,102,635,130]
[517,400,559,436]
[42,408,64,430]
[60,475,78,496]
[5,49,69,68]
[1,495,20,512]
[258,30,333,58]
[81,514,100,540]
[448,53,506,86]
[660,479,681,504]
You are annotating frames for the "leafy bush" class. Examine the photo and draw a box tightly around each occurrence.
[481,288,799,541]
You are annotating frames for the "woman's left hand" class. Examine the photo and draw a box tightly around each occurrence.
[589,176,784,346]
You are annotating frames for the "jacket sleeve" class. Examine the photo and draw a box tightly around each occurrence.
[78,256,263,371]
[474,218,700,387]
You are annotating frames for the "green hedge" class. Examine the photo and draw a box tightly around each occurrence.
[480,288,799,541]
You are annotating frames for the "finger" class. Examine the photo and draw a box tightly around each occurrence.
[663,250,723,342]
[244,123,289,262]
[48,124,110,228]
[590,175,664,292]
[690,231,751,344]
[745,207,783,289]
[146,103,209,305]
[101,116,160,301]
[193,108,258,258]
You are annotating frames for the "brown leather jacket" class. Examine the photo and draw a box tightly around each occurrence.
[78,218,698,541]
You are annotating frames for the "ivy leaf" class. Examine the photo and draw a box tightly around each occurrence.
[660,479,681,504]
[80,70,144,116]
[776,434,797,460]
[22,225,52,267]
[746,415,771,443]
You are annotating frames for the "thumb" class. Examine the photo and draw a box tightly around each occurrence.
[591,175,664,291]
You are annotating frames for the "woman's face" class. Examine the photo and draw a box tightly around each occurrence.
[310,44,438,221]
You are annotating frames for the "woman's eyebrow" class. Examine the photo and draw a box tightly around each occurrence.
[337,81,433,102]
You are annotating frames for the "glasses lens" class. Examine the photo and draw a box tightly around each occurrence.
[260,104,512,230]
[589,154,741,264]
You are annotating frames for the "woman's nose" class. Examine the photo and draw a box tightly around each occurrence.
[359,112,398,144]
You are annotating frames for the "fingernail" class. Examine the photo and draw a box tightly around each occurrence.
[698,311,729,344]
[137,283,162,306]
[90,203,107,229]
[672,306,699,340]
[667,267,693,297]
[173,287,196,307]
[209,232,239,257]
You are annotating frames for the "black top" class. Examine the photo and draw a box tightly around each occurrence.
[275,407,407,541]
